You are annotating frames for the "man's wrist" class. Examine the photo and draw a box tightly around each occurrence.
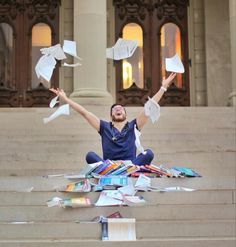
[160,86,167,92]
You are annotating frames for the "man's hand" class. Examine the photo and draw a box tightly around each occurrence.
[50,88,68,102]
[162,72,176,89]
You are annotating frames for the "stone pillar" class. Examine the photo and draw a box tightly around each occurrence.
[228,0,236,106]
[192,0,207,106]
[71,0,113,105]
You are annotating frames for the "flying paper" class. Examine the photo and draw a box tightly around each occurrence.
[134,125,146,154]
[165,54,185,73]
[106,38,138,60]
[49,95,59,108]
[35,54,57,82]
[63,62,82,67]
[40,44,67,60]
[43,104,70,124]
[144,97,161,123]
[63,40,82,60]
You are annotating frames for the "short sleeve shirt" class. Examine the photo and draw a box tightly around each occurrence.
[99,119,137,161]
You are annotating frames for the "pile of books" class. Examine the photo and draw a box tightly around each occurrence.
[74,160,201,179]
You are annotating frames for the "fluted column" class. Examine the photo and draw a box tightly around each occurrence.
[228,0,236,106]
[70,0,113,105]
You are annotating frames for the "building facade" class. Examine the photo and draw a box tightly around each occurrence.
[0,0,235,107]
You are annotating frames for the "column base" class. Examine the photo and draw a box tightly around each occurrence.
[70,89,113,106]
[228,91,236,106]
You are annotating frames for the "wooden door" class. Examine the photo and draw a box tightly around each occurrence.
[0,0,61,107]
[114,0,190,106]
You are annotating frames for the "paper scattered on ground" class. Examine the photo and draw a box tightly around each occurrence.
[106,38,138,60]
[135,174,151,190]
[165,53,184,73]
[144,97,161,123]
[134,125,146,154]
[16,187,34,193]
[160,187,195,192]
[123,195,147,207]
[95,190,124,206]
[43,104,70,124]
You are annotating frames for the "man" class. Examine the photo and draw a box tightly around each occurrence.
[50,72,176,165]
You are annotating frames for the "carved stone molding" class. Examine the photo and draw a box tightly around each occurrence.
[0,0,18,20]
[26,0,61,20]
[117,83,149,106]
[154,0,189,20]
[0,0,61,20]
[113,0,148,20]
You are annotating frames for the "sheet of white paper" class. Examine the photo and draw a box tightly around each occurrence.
[49,96,59,108]
[135,174,151,189]
[106,48,114,59]
[95,190,124,206]
[106,38,138,60]
[118,184,136,196]
[63,62,82,67]
[35,54,56,82]
[47,197,62,207]
[161,187,195,192]
[40,44,67,60]
[134,125,146,154]
[43,104,70,124]
[144,97,161,123]
[123,195,147,207]
[165,54,185,73]
[63,40,82,60]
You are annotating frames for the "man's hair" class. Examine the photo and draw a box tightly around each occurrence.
[110,103,126,116]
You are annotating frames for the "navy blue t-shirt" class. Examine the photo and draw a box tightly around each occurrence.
[99,119,137,161]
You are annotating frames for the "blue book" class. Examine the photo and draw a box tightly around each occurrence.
[93,162,109,174]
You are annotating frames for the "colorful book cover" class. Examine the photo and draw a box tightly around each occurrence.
[172,167,201,177]
[99,176,128,187]
[61,197,91,208]
[58,179,91,192]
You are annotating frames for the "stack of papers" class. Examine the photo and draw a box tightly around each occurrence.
[165,54,184,73]
[134,125,146,154]
[144,97,161,123]
[106,38,138,60]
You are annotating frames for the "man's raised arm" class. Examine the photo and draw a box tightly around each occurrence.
[136,73,177,130]
[50,88,100,131]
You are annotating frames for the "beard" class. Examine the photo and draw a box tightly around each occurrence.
[111,114,127,122]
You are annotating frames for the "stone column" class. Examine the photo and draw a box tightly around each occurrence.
[192,0,207,106]
[71,0,113,105]
[228,0,236,106]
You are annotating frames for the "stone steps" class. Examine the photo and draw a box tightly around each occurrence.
[0,238,235,247]
[0,220,235,239]
[0,107,235,246]
[1,204,235,222]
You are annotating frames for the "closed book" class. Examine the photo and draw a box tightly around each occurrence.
[93,162,109,174]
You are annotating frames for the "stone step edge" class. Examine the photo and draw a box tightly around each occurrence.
[0,237,235,243]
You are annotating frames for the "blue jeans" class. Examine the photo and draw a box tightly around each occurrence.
[86,149,154,166]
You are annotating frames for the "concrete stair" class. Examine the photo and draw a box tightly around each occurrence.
[0,107,235,246]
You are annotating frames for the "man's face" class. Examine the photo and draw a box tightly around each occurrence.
[111,105,127,122]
